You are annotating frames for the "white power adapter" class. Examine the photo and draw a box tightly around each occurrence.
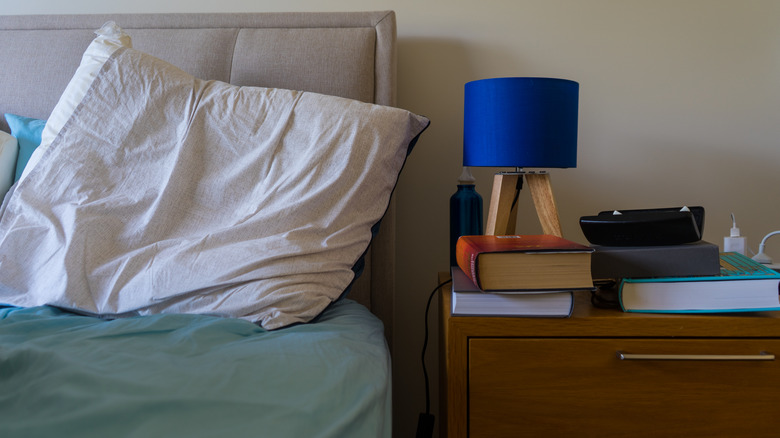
[723,213,747,255]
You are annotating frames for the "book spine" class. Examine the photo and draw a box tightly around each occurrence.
[455,237,481,287]
[470,253,479,287]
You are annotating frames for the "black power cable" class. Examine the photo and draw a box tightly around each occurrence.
[416,278,452,438]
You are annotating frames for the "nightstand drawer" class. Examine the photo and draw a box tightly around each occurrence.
[470,338,780,438]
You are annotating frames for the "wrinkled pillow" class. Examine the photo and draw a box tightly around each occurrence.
[21,22,131,182]
[0,23,429,329]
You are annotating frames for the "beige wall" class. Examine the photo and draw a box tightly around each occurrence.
[7,1,780,437]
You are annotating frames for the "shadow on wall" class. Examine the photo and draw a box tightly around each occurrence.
[393,37,474,438]
[396,36,532,123]
[394,36,543,236]
[394,37,479,252]
[397,37,472,127]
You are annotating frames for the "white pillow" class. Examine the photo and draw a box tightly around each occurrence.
[21,21,131,182]
[0,131,18,196]
[0,24,429,329]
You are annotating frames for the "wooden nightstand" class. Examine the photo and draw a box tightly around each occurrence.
[438,272,780,438]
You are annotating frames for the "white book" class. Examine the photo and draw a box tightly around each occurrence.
[451,267,574,317]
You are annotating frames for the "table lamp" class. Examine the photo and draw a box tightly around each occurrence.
[463,77,579,236]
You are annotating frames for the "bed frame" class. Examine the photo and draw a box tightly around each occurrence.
[0,11,397,344]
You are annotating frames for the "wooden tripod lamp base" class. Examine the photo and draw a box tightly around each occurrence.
[485,172,563,237]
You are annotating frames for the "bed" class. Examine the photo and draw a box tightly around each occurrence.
[0,11,428,437]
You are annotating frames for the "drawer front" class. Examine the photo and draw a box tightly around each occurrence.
[470,338,780,438]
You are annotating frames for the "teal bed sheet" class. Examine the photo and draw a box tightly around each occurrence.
[0,299,391,438]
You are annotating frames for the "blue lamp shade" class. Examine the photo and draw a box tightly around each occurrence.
[463,77,579,168]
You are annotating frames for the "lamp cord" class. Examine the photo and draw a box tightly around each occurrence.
[421,278,452,414]
[509,175,523,216]
[416,278,452,438]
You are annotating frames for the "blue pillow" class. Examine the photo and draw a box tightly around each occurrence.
[5,113,46,182]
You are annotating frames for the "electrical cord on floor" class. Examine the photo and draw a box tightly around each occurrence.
[416,278,452,438]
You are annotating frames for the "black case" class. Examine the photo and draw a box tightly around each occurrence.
[579,206,704,246]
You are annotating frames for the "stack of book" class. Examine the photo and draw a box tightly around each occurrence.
[452,234,595,317]
[591,241,780,313]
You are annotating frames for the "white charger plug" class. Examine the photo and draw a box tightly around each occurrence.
[752,230,780,265]
[724,213,747,255]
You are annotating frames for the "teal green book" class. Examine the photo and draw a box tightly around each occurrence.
[619,252,780,313]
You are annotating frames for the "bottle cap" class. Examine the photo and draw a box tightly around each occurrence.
[458,167,476,184]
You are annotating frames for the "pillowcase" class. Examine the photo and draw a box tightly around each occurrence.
[0,23,429,330]
[22,21,131,182]
[4,114,45,182]
[0,130,18,196]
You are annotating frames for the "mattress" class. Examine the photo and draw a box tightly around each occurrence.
[0,299,391,438]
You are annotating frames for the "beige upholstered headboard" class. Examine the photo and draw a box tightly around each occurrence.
[0,11,397,343]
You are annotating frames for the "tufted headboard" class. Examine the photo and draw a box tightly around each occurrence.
[0,11,398,343]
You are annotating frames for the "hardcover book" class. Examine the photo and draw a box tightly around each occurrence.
[619,252,780,313]
[450,267,574,317]
[590,240,721,280]
[455,234,594,292]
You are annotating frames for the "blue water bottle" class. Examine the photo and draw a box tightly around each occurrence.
[450,167,483,266]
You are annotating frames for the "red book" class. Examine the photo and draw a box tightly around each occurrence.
[456,235,594,291]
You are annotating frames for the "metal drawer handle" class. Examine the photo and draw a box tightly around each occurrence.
[616,351,775,361]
